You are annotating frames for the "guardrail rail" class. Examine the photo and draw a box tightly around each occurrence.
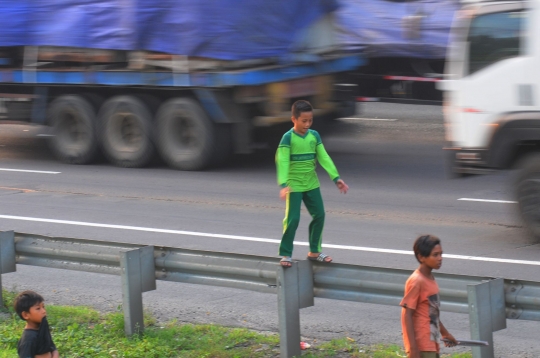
[1,231,539,358]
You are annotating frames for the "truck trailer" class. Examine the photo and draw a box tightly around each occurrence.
[0,0,362,170]
[337,0,460,103]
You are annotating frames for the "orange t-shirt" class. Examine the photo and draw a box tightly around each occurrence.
[400,269,441,353]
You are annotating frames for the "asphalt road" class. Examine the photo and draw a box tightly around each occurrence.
[0,102,538,357]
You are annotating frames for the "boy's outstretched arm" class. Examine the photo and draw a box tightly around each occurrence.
[315,138,349,194]
[440,321,457,347]
[404,307,420,358]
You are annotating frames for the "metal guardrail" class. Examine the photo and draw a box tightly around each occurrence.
[313,264,540,321]
[1,231,540,358]
[12,232,278,292]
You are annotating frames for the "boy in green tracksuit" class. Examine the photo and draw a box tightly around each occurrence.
[276,100,349,267]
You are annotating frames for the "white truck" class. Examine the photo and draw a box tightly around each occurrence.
[438,0,540,236]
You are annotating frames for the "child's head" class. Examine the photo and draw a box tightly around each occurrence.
[291,100,313,135]
[14,290,46,324]
[291,100,313,119]
[413,235,442,269]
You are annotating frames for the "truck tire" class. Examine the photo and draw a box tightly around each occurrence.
[515,153,540,240]
[47,95,99,164]
[98,96,155,168]
[156,98,218,171]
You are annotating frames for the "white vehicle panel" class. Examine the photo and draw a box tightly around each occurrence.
[444,2,530,148]
[456,57,526,148]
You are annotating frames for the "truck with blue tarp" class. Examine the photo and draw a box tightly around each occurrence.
[0,0,363,170]
[336,0,460,103]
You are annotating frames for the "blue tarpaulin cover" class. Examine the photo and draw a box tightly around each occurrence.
[0,0,459,60]
[0,0,338,60]
[0,1,136,50]
[336,0,460,58]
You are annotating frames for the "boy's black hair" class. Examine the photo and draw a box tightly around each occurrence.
[291,100,313,119]
[14,290,44,320]
[413,235,441,263]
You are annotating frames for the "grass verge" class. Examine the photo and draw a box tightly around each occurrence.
[1,289,470,357]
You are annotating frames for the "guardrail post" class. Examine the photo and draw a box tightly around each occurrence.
[467,278,506,358]
[277,262,301,358]
[298,260,314,309]
[120,246,156,336]
[276,260,315,358]
[488,278,507,332]
[0,231,16,307]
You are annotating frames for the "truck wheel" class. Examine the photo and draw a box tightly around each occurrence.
[98,96,155,168]
[47,95,99,164]
[515,153,540,239]
[156,98,217,170]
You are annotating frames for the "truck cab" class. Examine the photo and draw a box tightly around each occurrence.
[439,0,540,237]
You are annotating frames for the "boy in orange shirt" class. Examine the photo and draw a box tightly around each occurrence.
[400,235,457,358]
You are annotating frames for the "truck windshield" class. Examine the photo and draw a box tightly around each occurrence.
[467,10,526,75]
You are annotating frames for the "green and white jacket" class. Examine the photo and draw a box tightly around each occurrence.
[275,128,340,192]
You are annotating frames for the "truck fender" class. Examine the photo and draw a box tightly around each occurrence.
[488,112,540,168]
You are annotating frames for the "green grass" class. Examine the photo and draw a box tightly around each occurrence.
[302,338,471,357]
[1,289,471,357]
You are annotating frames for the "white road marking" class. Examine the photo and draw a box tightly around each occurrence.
[0,214,539,266]
[36,134,55,137]
[458,198,517,204]
[341,117,399,121]
[0,168,61,174]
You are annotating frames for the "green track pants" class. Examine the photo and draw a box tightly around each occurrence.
[279,187,325,257]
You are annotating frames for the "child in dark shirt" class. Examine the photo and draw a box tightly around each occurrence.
[15,291,59,358]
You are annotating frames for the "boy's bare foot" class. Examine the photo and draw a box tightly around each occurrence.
[280,257,292,267]
[307,252,332,263]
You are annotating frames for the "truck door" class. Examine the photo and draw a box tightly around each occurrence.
[447,3,527,150]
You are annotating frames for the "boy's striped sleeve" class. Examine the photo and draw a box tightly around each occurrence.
[276,132,291,187]
[313,131,340,182]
